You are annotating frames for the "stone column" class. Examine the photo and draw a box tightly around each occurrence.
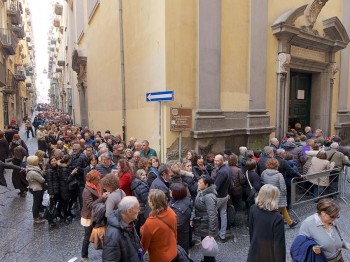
[276,53,291,140]
[197,0,221,112]
[338,0,350,112]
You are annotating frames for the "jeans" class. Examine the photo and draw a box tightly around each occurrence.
[81,225,93,258]
[32,190,44,218]
[217,195,229,239]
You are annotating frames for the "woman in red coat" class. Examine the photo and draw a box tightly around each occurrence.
[117,159,133,196]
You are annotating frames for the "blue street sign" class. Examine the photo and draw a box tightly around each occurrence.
[146,90,174,102]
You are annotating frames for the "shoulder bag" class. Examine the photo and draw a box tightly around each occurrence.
[156,216,194,262]
[246,171,258,203]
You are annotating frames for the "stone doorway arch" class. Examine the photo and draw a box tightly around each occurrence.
[272,1,349,139]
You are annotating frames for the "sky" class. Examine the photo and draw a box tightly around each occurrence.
[28,0,58,103]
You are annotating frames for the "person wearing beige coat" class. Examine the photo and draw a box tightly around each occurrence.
[305,151,334,198]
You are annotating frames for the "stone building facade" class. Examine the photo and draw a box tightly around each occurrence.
[56,0,350,160]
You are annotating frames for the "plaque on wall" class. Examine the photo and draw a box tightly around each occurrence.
[297,90,305,100]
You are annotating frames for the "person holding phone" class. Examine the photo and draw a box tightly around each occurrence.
[298,198,350,261]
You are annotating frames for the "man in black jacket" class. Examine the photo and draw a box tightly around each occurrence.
[102,196,141,262]
[214,154,231,242]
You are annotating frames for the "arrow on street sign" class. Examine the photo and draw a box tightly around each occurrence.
[146,90,174,102]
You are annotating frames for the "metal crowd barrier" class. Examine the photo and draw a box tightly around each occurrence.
[289,167,349,221]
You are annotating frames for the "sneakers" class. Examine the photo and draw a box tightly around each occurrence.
[34,217,45,224]
[289,221,299,228]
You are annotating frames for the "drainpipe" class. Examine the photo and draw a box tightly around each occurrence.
[119,0,126,142]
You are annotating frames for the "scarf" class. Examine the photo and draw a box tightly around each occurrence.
[86,181,102,197]
[150,167,159,177]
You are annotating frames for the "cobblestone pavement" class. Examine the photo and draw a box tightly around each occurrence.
[1,125,350,261]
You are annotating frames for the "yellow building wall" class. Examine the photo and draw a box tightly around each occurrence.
[221,0,250,111]
[162,0,198,157]
[123,0,166,153]
[78,0,121,132]
[266,0,342,135]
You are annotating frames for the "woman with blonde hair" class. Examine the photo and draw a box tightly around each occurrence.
[35,150,46,172]
[247,184,286,262]
[141,189,177,262]
[26,156,46,224]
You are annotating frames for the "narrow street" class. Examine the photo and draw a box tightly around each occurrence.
[1,125,350,261]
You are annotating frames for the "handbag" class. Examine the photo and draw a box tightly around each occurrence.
[68,178,79,191]
[89,226,106,250]
[201,236,219,257]
[44,199,57,221]
[156,216,193,262]
[246,171,257,203]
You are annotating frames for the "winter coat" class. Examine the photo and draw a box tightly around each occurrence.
[119,172,133,196]
[170,197,192,253]
[214,164,231,198]
[76,152,91,184]
[192,184,218,238]
[58,166,73,201]
[105,189,126,218]
[229,165,246,197]
[13,145,27,161]
[326,149,350,168]
[95,163,117,177]
[46,166,60,196]
[0,137,9,161]
[290,235,327,262]
[306,157,334,187]
[247,204,286,262]
[192,164,209,180]
[131,178,149,215]
[275,156,301,186]
[102,210,142,262]
[81,185,104,219]
[150,176,170,200]
[283,142,305,173]
[26,165,45,191]
[0,160,22,187]
[141,208,178,262]
[243,170,262,201]
[146,167,159,187]
[261,169,287,208]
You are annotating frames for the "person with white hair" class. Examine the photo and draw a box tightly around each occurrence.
[102,196,141,262]
[238,146,248,166]
[270,138,280,153]
[247,184,286,262]
[325,142,350,168]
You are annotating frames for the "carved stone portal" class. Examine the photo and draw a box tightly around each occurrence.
[304,0,329,28]
[277,53,291,74]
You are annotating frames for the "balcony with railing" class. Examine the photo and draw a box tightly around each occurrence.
[7,0,22,25]
[0,28,18,55]
[14,66,26,81]
[3,71,15,94]
[13,24,24,39]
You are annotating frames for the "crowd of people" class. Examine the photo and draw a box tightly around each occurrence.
[1,104,350,261]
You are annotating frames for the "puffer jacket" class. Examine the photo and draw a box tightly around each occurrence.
[46,166,60,195]
[261,169,287,208]
[170,197,192,253]
[192,184,218,238]
[102,210,142,262]
[58,166,73,201]
[26,165,45,191]
[130,178,149,215]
